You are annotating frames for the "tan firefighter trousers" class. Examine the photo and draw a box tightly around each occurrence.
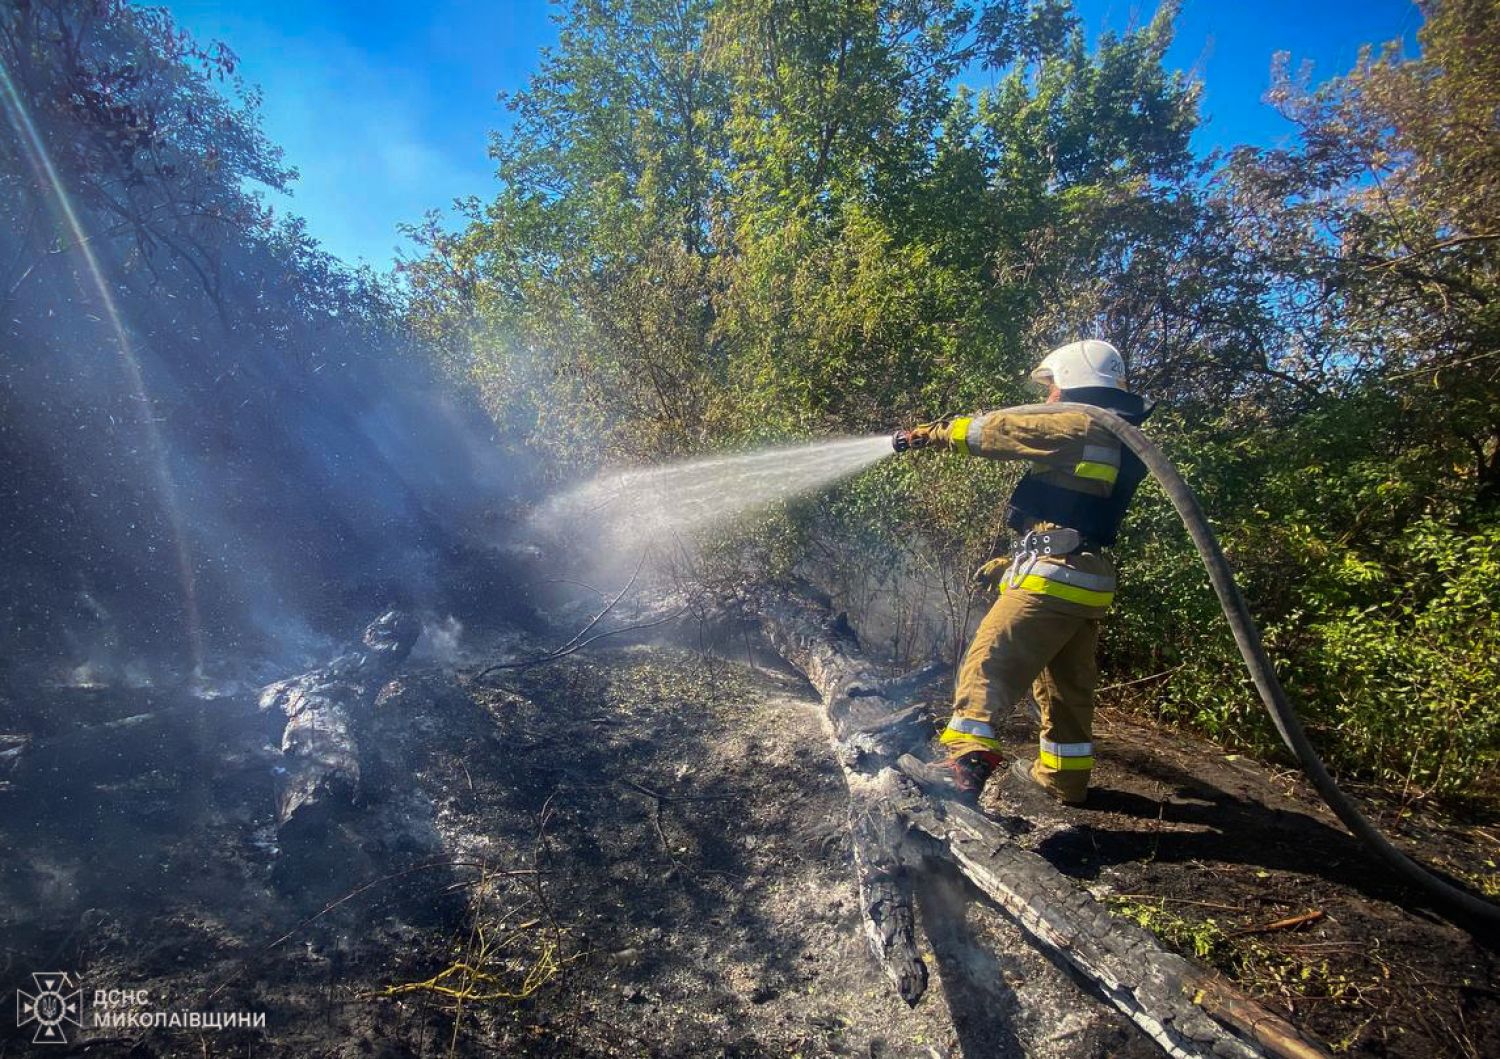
[938,588,1100,803]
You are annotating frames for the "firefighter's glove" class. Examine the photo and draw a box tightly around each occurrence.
[972,556,1011,590]
[892,422,939,453]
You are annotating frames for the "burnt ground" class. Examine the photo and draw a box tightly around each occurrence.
[986,704,1500,1058]
[0,628,1496,1057]
[0,637,1152,1059]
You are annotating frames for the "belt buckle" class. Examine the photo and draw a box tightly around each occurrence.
[1007,533,1041,589]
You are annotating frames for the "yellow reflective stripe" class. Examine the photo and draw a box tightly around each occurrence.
[950,417,973,457]
[1073,460,1119,484]
[1011,574,1114,608]
[939,726,1001,751]
[1039,751,1095,771]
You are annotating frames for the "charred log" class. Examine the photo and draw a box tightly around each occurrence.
[259,610,421,837]
[753,583,1326,1059]
[753,587,931,1004]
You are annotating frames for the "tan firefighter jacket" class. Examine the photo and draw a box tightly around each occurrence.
[929,409,1127,615]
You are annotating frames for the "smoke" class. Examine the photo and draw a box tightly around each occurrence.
[0,274,538,680]
[413,614,465,667]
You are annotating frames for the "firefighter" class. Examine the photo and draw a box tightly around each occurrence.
[892,339,1153,806]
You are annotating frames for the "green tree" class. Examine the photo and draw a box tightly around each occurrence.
[403,0,730,463]
[1107,0,1500,796]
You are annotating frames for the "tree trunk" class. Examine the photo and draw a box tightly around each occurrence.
[754,586,933,1004]
[751,583,1325,1059]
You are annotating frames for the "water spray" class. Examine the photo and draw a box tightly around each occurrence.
[0,58,204,672]
[530,434,893,552]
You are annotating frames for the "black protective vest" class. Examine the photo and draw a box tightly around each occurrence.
[1005,388,1154,547]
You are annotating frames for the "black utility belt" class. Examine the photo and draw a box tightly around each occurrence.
[1010,527,1100,558]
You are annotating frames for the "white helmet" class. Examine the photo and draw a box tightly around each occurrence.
[1030,339,1127,390]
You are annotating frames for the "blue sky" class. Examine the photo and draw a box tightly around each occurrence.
[162,0,1421,269]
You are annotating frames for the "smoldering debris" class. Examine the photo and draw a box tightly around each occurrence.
[258,610,422,836]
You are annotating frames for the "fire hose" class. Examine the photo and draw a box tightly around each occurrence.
[906,402,1500,932]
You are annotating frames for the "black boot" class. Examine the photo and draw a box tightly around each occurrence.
[902,750,1002,807]
[1006,757,1086,806]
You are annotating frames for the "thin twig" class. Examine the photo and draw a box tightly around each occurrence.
[1361,232,1500,271]
[1382,346,1500,381]
[554,551,649,654]
[529,790,570,985]
[542,577,610,599]
[474,608,687,678]
[1097,665,1184,694]
[1110,893,1250,914]
[206,859,535,1000]
[1228,909,1325,938]
[652,796,681,870]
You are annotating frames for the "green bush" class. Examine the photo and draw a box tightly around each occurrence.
[1106,401,1500,800]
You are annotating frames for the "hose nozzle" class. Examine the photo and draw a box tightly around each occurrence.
[892,424,935,453]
